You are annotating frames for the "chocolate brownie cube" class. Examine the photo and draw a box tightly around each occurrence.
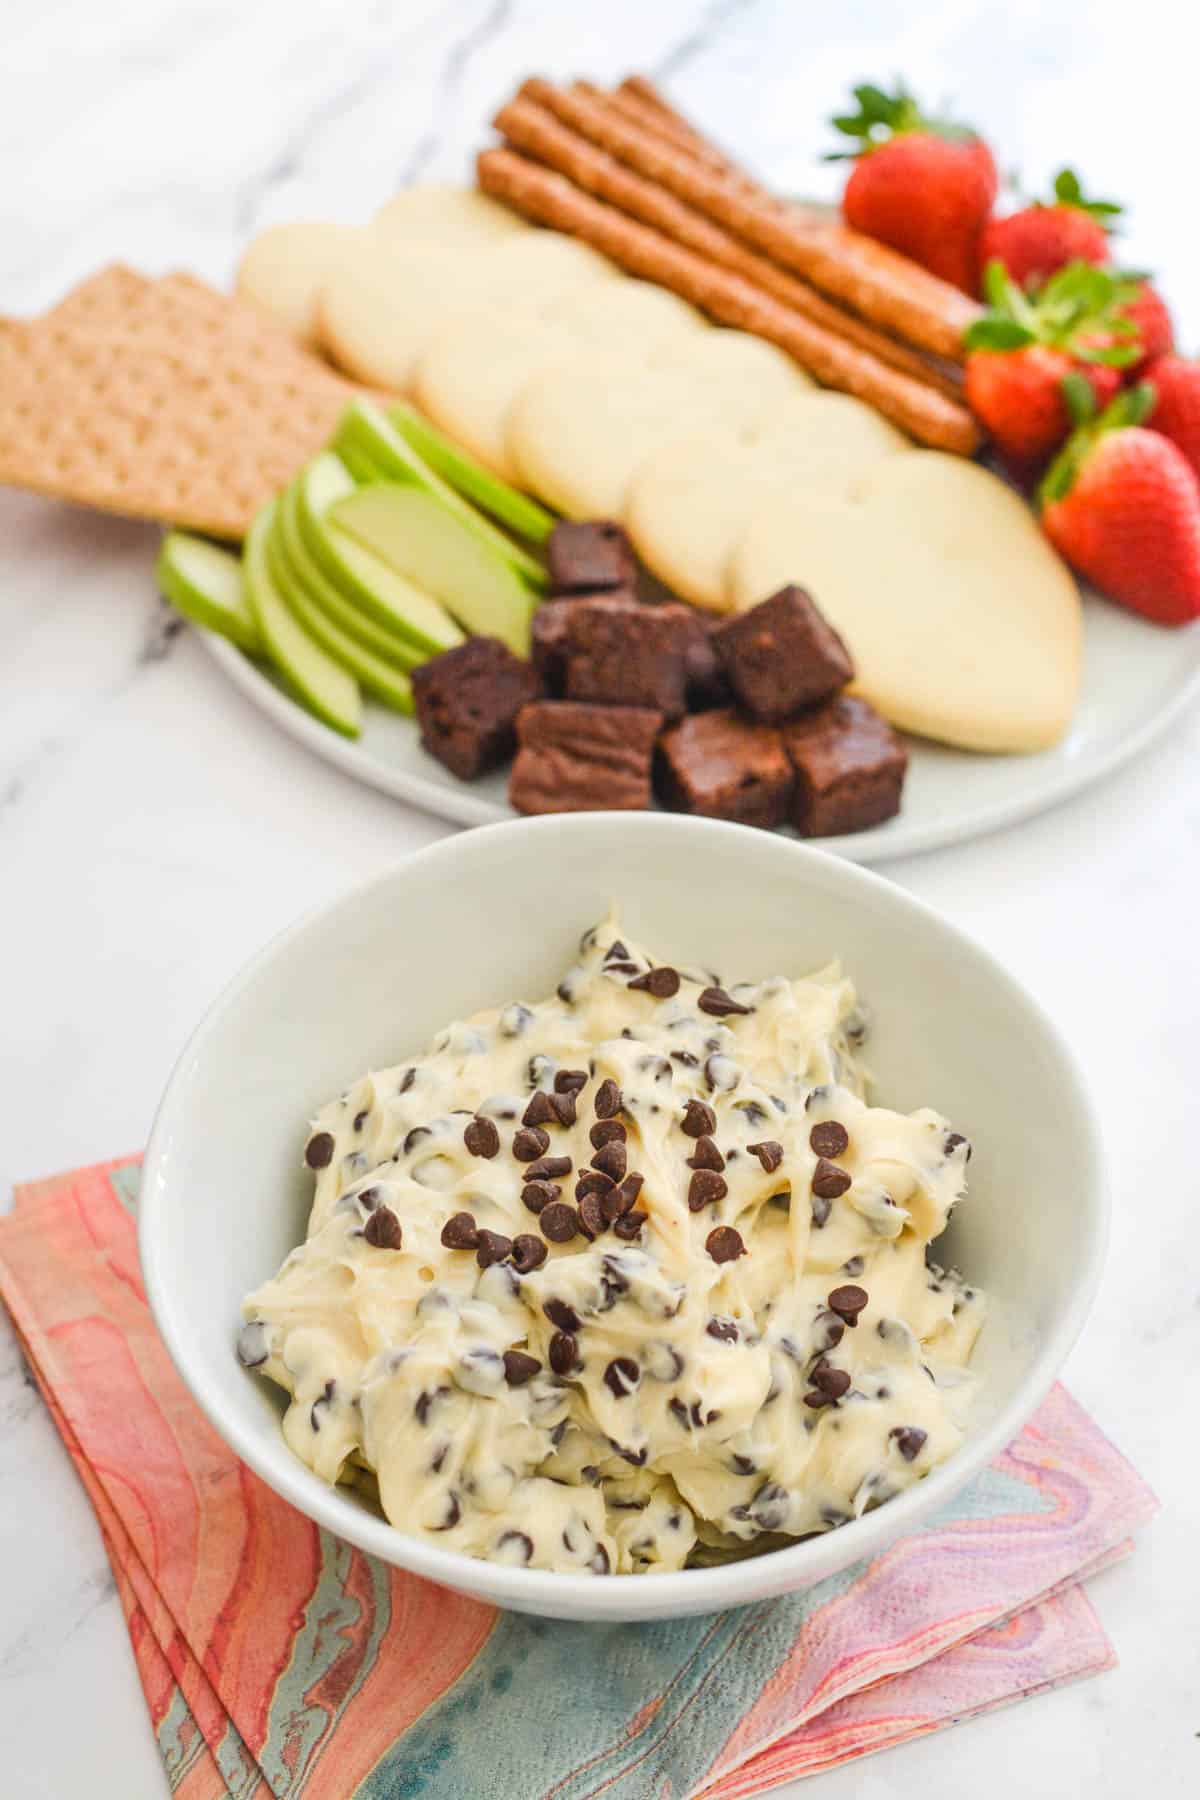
[546,519,638,594]
[713,585,854,722]
[782,696,908,837]
[411,636,541,781]
[565,598,689,719]
[531,591,638,695]
[509,702,662,814]
[655,709,793,829]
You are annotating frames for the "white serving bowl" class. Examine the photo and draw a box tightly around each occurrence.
[140,813,1107,1622]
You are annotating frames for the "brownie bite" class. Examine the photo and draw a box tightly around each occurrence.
[546,519,638,594]
[532,591,639,696]
[669,604,731,711]
[782,696,908,837]
[655,709,793,829]
[565,598,690,719]
[411,636,541,781]
[713,585,854,722]
[509,701,662,814]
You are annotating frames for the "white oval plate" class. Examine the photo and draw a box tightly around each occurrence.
[201,591,1200,863]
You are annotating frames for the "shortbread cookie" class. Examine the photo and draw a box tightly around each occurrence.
[729,453,1081,751]
[627,390,908,610]
[507,328,812,518]
[235,221,361,345]
[413,277,705,480]
[372,185,532,246]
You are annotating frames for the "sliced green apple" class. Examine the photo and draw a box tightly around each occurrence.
[331,482,538,657]
[265,514,413,714]
[156,531,261,653]
[388,402,555,546]
[277,481,423,671]
[296,457,464,656]
[244,502,362,738]
[333,397,547,588]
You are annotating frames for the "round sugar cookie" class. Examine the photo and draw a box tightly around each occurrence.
[626,391,909,611]
[372,186,532,247]
[507,328,813,520]
[413,279,706,482]
[235,221,362,345]
[729,452,1082,752]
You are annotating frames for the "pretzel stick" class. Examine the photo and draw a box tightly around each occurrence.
[576,79,736,176]
[477,148,979,454]
[494,94,963,403]
[617,75,744,175]
[519,79,979,360]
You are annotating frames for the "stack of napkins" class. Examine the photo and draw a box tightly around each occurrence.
[0,1158,1155,1798]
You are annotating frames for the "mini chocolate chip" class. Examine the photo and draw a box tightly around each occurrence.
[540,1201,580,1243]
[591,1139,627,1182]
[305,1131,335,1169]
[503,1349,541,1386]
[554,1068,588,1094]
[686,1135,725,1172]
[464,1116,500,1159]
[399,1068,416,1094]
[576,1168,615,1200]
[522,1090,557,1127]
[613,1208,647,1239]
[549,1330,579,1375]
[748,1140,783,1173]
[706,1317,739,1343]
[591,1544,611,1574]
[590,1120,626,1150]
[577,1190,608,1239]
[353,1186,380,1211]
[828,1283,869,1325]
[545,1297,581,1332]
[706,1225,745,1264]
[698,986,752,1017]
[497,1529,534,1563]
[628,966,680,998]
[671,1049,699,1068]
[604,1356,640,1397]
[809,1120,849,1158]
[403,1126,431,1155]
[811,1362,851,1399]
[842,1256,865,1276]
[730,1453,757,1476]
[594,1078,622,1118]
[681,1098,717,1138]
[550,1091,578,1127]
[510,1234,548,1273]
[891,1425,929,1462]
[363,1206,403,1249]
[353,1109,368,1132]
[688,1169,728,1211]
[440,1211,479,1250]
[415,1385,448,1425]
[609,1171,644,1213]
[309,1377,335,1431]
[668,1397,692,1429]
[803,1388,834,1409]
[525,1155,572,1182]
[605,939,630,960]
[812,1158,853,1199]
[475,1229,512,1269]
[434,1493,461,1530]
[944,1131,972,1161]
[813,1308,846,1350]
[513,1126,551,1162]
[522,1181,559,1213]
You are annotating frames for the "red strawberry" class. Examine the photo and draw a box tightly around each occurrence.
[964,261,1139,464]
[1144,354,1200,479]
[1121,279,1174,371]
[829,82,997,293]
[1040,384,1200,625]
[978,168,1119,292]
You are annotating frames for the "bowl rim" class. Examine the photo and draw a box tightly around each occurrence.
[139,812,1110,1614]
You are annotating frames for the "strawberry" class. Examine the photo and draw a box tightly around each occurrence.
[828,82,997,293]
[1040,383,1200,625]
[1121,279,1174,371]
[964,260,1139,464]
[1144,354,1200,479]
[978,168,1119,292]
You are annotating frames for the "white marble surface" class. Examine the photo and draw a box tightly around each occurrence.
[1,2,1198,1795]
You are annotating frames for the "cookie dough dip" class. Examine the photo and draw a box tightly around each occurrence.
[240,917,984,1575]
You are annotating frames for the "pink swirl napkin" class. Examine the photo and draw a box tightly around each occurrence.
[0,1158,1156,1799]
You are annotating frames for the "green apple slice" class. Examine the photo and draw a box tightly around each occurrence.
[388,402,556,546]
[244,502,362,738]
[332,482,538,657]
[265,512,414,714]
[156,531,261,653]
[296,456,464,655]
[333,397,547,589]
[278,481,423,671]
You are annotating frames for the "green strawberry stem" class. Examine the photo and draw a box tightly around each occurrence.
[825,79,976,159]
[1051,167,1123,226]
[964,258,1141,365]
[1038,381,1156,508]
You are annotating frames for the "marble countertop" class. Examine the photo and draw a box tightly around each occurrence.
[1,1,1197,1794]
